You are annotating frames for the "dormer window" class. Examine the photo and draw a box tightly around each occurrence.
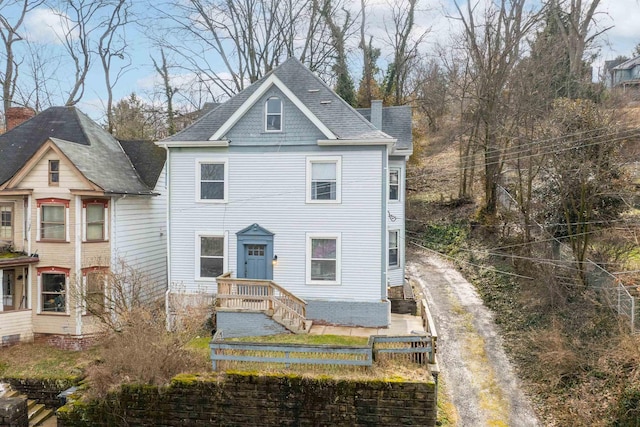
[265,97,282,131]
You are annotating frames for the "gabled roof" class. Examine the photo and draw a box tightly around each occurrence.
[0,106,164,194]
[162,58,393,143]
[357,105,413,152]
[612,55,640,71]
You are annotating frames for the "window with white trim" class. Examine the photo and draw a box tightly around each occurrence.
[306,233,341,284]
[38,199,69,241]
[265,97,282,131]
[197,160,228,202]
[306,157,341,203]
[389,230,399,268]
[198,235,225,279]
[85,269,107,314]
[389,168,400,201]
[40,270,67,313]
[0,204,12,242]
[84,199,108,241]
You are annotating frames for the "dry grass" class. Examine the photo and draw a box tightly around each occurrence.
[0,341,95,379]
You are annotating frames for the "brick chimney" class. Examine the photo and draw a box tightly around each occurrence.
[6,107,35,131]
[370,99,383,130]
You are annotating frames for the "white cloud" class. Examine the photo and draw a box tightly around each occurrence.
[598,0,640,58]
[23,7,75,45]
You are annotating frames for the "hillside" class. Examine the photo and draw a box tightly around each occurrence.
[408,108,640,425]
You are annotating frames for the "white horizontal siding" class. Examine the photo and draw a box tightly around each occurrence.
[387,159,406,287]
[112,166,167,299]
[0,310,33,342]
[169,149,383,301]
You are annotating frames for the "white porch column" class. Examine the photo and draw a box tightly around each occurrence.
[0,268,4,312]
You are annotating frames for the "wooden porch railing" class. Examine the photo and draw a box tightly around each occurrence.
[216,273,308,333]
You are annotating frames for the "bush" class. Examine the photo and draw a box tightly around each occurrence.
[614,387,640,427]
[84,305,211,398]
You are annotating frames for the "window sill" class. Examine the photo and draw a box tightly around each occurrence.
[306,281,341,286]
[196,199,228,204]
[38,239,69,243]
[38,312,69,316]
[83,239,109,243]
[305,200,342,205]
[195,277,218,282]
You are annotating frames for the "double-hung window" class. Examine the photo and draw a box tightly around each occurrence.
[0,204,12,242]
[306,233,341,285]
[37,199,69,241]
[197,234,225,280]
[265,97,282,131]
[306,157,341,203]
[39,267,69,313]
[83,199,108,241]
[84,268,107,314]
[197,160,228,202]
[389,168,400,201]
[389,230,399,268]
[49,160,59,186]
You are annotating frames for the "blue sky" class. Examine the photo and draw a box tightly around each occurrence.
[10,0,640,122]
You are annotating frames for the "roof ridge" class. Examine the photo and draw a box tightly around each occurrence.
[275,59,381,135]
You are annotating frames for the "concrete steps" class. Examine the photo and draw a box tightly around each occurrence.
[1,388,56,426]
[272,312,313,334]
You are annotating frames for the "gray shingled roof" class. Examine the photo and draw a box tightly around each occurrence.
[163,58,393,143]
[357,105,413,152]
[0,106,164,194]
[612,55,640,70]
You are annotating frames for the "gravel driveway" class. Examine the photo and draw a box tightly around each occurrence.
[407,249,540,427]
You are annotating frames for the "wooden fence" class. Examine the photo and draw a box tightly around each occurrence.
[210,331,434,371]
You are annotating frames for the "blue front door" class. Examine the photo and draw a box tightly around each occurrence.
[245,244,267,279]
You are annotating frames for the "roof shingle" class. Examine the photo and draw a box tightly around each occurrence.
[0,106,164,194]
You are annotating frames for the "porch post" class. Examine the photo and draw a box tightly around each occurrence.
[0,268,4,312]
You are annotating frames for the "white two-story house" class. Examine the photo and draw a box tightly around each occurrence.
[0,107,166,348]
[158,58,412,334]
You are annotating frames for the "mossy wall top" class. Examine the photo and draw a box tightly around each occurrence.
[58,372,437,426]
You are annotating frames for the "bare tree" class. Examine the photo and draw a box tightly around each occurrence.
[53,0,134,107]
[98,0,132,133]
[454,0,537,216]
[382,0,427,105]
[548,0,609,96]
[148,0,353,99]
[0,0,44,117]
[357,0,382,107]
[151,49,177,136]
[318,0,356,105]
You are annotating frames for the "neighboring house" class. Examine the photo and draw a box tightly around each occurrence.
[608,55,640,90]
[158,58,412,333]
[0,106,166,348]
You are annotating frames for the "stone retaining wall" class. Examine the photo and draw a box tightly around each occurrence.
[0,397,27,427]
[2,378,77,408]
[58,372,436,426]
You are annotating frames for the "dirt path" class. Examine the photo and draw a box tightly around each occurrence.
[407,249,540,427]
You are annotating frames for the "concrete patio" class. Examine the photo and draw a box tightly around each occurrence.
[309,313,425,337]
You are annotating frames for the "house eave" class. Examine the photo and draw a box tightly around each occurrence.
[0,189,33,196]
[317,138,396,147]
[156,140,230,148]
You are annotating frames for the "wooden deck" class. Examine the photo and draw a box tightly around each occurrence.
[216,273,309,333]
